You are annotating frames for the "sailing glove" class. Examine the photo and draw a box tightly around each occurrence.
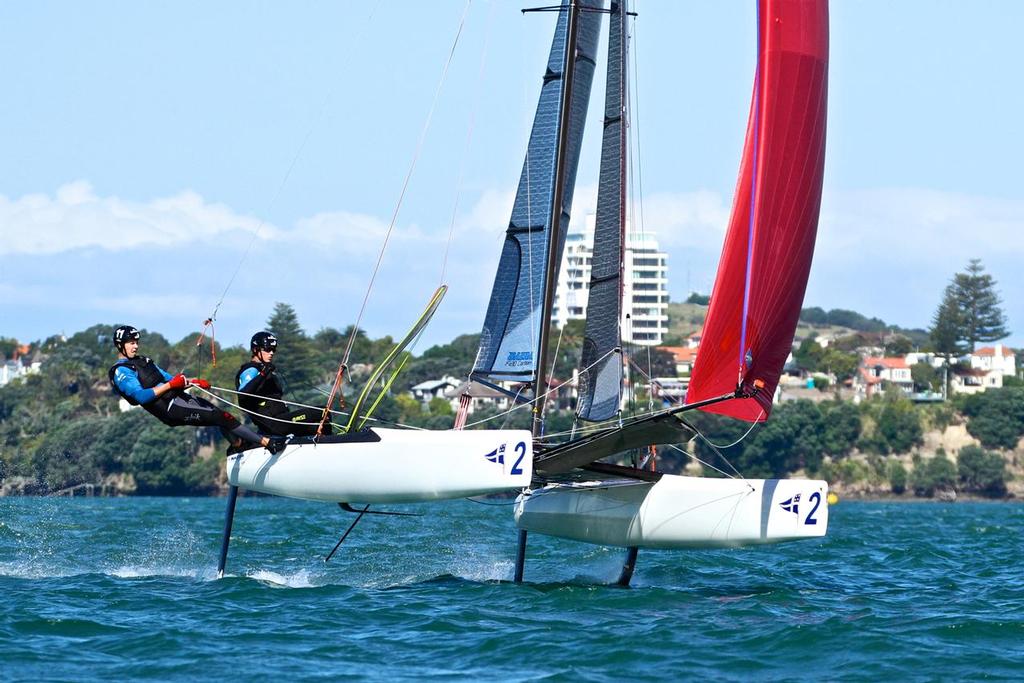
[168,374,188,390]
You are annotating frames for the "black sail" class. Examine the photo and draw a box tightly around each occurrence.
[471,2,601,385]
[577,0,627,421]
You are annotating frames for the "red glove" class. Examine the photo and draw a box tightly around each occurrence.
[190,378,211,390]
[167,374,187,390]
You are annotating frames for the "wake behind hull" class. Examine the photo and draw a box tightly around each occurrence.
[514,475,828,549]
[227,428,533,503]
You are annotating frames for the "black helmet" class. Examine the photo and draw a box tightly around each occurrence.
[251,331,278,354]
[114,325,140,354]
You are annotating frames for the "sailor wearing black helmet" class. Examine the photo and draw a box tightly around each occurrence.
[235,331,327,436]
[109,325,286,454]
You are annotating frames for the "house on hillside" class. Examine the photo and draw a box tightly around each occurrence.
[950,367,989,395]
[443,379,513,415]
[854,356,913,399]
[410,376,461,405]
[0,345,42,388]
[970,344,1016,383]
[657,345,698,377]
[943,345,1017,394]
[905,351,945,369]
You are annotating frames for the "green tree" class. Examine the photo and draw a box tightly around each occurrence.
[911,451,957,497]
[793,335,823,372]
[953,259,1009,351]
[30,417,107,491]
[957,445,1008,497]
[887,459,907,494]
[737,400,825,477]
[960,387,1024,449]
[266,303,320,397]
[820,347,859,383]
[128,424,213,495]
[876,395,923,453]
[910,363,940,393]
[820,401,861,457]
[427,396,453,416]
[930,284,966,361]
[884,335,913,356]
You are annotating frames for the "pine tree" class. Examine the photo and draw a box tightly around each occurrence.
[929,283,965,361]
[952,259,1009,351]
[930,260,1008,357]
[265,303,321,396]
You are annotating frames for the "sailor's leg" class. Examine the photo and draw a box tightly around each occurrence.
[513,529,528,583]
[167,396,264,446]
[616,547,639,587]
[217,485,239,578]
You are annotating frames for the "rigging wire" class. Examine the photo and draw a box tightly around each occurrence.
[461,346,617,429]
[203,0,383,326]
[441,0,497,286]
[320,0,474,424]
[192,384,429,432]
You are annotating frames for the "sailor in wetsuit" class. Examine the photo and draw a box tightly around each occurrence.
[235,331,327,436]
[108,325,286,454]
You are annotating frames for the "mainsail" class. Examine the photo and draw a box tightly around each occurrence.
[471,2,601,385]
[577,0,628,422]
[686,0,829,422]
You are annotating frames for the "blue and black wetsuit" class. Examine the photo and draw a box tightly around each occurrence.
[236,361,325,436]
[110,356,265,445]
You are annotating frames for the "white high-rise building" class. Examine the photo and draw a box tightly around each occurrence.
[551,215,669,345]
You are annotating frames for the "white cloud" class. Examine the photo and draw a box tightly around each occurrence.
[0,181,277,255]
[3,181,1021,348]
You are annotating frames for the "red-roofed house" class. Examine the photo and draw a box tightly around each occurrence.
[854,356,913,398]
[657,346,698,377]
[969,344,1016,386]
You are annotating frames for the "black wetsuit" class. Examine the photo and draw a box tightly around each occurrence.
[110,356,263,445]
[235,361,325,436]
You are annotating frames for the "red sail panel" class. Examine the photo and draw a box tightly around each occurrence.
[686,0,828,422]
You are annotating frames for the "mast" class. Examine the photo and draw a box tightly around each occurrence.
[533,0,581,437]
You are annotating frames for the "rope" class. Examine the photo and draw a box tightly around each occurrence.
[320,0,473,428]
[193,318,216,372]
[204,0,383,326]
[462,346,618,429]
[191,384,429,432]
[664,443,749,484]
[441,0,496,286]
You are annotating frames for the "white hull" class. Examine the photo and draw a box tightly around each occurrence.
[514,475,828,549]
[227,428,532,503]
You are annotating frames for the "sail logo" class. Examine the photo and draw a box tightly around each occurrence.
[484,444,506,465]
[779,494,801,515]
[505,351,533,367]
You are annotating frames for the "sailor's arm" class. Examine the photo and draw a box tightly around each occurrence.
[113,366,188,404]
[237,367,260,391]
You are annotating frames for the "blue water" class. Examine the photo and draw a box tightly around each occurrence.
[1,496,1022,680]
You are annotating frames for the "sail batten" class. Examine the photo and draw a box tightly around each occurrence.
[472,2,601,385]
[577,0,628,422]
[686,0,829,422]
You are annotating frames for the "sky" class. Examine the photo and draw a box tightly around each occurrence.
[1,1,1022,355]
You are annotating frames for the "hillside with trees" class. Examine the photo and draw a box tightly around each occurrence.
[2,260,1020,499]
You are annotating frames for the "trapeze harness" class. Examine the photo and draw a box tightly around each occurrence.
[109,356,242,433]
[236,361,324,436]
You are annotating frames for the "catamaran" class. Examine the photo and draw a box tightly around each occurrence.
[218,0,830,585]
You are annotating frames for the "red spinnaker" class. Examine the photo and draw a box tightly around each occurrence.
[686,0,829,422]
